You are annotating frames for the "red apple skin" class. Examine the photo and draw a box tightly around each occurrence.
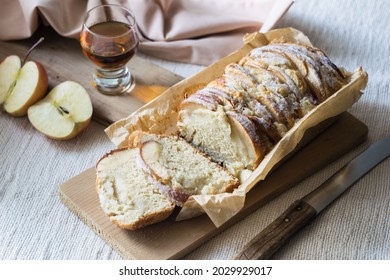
[9,61,48,117]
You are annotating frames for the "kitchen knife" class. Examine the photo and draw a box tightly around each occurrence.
[234,135,390,260]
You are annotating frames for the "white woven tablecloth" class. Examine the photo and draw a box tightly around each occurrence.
[1,0,389,260]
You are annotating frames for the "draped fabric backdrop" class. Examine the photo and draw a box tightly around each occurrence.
[0,0,292,65]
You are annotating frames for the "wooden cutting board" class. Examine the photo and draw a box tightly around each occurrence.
[60,112,368,259]
[0,26,183,126]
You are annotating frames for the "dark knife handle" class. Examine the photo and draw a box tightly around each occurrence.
[234,200,317,260]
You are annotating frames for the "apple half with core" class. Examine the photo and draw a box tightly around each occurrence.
[27,81,93,140]
[0,55,48,116]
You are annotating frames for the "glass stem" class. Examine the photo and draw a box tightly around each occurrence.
[93,66,134,95]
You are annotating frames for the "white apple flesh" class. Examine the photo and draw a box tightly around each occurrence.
[0,55,21,104]
[0,55,48,116]
[27,81,93,140]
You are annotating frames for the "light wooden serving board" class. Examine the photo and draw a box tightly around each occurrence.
[60,112,368,260]
[0,27,183,126]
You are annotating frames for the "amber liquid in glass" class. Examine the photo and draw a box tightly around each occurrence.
[80,21,138,69]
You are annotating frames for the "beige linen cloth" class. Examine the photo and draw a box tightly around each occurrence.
[0,0,292,65]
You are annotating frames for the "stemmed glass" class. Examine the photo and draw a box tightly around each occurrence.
[80,4,139,95]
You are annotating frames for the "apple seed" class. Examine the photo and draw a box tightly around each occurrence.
[58,106,70,115]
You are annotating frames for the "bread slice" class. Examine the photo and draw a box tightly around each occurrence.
[194,86,275,147]
[223,68,295,130]
[96,148,175,230]
[244,48,295,70]
[243,50,318,115]
[267,65,316,116]
[181,92,219,111]
[207,76,287,139]
[293,43,347,94]
[252,44,327,102]
[240,55,313,117]
[242,55,300,96]
[235,64,299,125]
[178,100,267,175]
[245,99,285,141]
[193,87,236,111]
[137,134,239,206]
[199,87,236,107]
[193,85,277,146]
[264,43,347,102]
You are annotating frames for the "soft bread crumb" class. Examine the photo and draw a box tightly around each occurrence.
[178,106,258,175]
[138,134,239,205]
[96,148,175,230]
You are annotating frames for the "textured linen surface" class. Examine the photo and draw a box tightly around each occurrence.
[1,0,390,260]
[0,0,292,65]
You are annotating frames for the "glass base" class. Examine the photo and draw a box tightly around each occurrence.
[93,66,134,95]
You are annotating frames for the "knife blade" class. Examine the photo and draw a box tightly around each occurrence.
[234,135,390,260]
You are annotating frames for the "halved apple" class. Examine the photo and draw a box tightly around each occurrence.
[27,81,93,140]
[0,55,48,116]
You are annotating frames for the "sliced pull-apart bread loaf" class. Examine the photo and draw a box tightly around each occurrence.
[178,42,348,176]
[97,39,352,230]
